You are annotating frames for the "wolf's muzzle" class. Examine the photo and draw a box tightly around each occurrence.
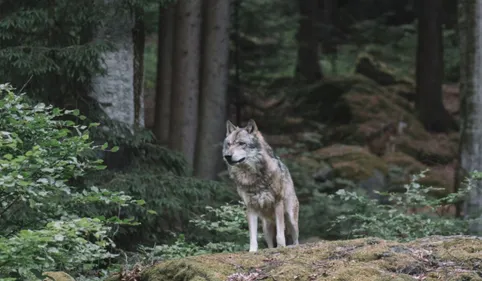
[224,155,246,165]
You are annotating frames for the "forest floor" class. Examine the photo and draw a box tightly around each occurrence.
[109,235,482,281]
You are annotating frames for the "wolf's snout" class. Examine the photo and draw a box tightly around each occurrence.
[224,155,246,165]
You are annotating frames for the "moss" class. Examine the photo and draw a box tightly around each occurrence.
[355,53,398,85]
[42,272,75,281]
[383,152,426,174]
[313,145,388,181]
[124,236,482,281]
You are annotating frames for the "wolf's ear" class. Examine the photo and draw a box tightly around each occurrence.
[245,119,258,134]
[226,120,237,136]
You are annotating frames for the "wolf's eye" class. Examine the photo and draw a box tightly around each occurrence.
[237,141,246,146]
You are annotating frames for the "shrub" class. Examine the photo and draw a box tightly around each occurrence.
[136,202,259,262]
[329,170,473,241]
[0,83,142,280]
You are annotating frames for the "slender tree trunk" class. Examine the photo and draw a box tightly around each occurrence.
[294,0,322,83]
[457,0,482,234]
[415,0,456,132]
[133,6,145,128]
[89,0,142,129]
[153,3,174,144]
[169,0,202,170]
[194,0,231,180]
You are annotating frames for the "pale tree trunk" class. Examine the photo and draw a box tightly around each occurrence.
[89,0,144,130]
[458,0,482,234]
[169,0,202,170]
[194,0,231,180]
[153,3,175,144]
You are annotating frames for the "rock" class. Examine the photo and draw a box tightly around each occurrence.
[312,161,334,183]
[396,133,458,166]
[355,53,398,85]
[118,236,482,281]
[358,169,387,198]
[42,272,76,281]
[313,145,388,183]
[385,81,416,102]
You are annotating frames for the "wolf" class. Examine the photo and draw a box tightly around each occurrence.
[222,119,299,252]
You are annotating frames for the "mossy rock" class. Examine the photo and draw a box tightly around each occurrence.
[312,144,388,182]
[383,152,454,196]
[132,236,482,281]
[42,272,76,281]
[355,53,398,85]
[396,133,458,166]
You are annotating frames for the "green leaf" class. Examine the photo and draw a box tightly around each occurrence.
[111,146,119,152]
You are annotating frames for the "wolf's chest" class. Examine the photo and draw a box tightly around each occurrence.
[237,187,276,213]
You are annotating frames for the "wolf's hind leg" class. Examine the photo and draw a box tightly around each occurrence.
[274,202,286,248]
[286,203,299,246]
[262,219,275,248]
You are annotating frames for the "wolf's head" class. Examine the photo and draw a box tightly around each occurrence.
[222,119,262,167]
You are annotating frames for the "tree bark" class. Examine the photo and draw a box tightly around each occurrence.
[89,0,143,130]
[169,0,202,170]
[457,0,482,234]
[153,3,174,144]
[194,0,231,180]
[415,0,456,133]
[133,6,145,128]
[294,0,323,83]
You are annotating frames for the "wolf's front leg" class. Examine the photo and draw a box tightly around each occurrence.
[274,202,286,248]
[247,209,258,252]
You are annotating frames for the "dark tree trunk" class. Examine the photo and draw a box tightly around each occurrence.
[169,0,202,169]
[153,3,174,144]
[194,0,231,180]
[133,6,145,127]
[415,0,457,132]
[294,0,323,83]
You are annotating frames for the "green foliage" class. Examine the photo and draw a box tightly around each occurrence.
[0,0,111,106]
[0,84,141,280]
[236,0,298,82]
[85,163,236,248]
[329,170,472,242]
[137,203,256,262]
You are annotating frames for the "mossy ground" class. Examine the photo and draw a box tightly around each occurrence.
[116,236,482,281]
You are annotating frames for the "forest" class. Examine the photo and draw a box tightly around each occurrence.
[1,0,482,280]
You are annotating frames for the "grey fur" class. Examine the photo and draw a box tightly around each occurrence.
[223,119,300,252]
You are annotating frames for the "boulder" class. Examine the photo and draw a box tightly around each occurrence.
[110,236,482,281]
[312,145,388,183]
[355,53,398,85]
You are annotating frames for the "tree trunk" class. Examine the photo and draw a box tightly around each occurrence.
[294,0,323,83]
[457,0,482,234]
[89,0,143,130]
[153,3,174,144]
[133,6,145,128]
[415,0,456,133]
[169,0,202,170]
[194,0,231,180]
